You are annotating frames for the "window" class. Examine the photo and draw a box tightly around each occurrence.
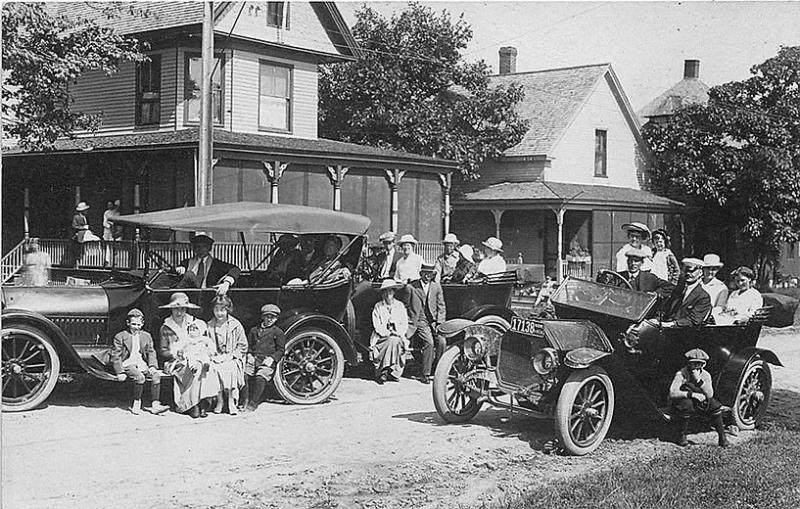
[136,55,161,125]
[259,62,291,132]
[184,54,224,125]
[267,2,288,28]
[594,129,607,177]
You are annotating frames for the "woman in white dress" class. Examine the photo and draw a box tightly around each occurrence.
[208,295,248,414]
[370,279,409,384]
[714,266,763,325]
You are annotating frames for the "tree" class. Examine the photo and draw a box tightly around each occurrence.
[319,3,528,180]
[643,46,800,284]
[2,3,147,150]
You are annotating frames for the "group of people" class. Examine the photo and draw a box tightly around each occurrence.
[70,200,123,268]
[109,292,286,418]
[614,222,763,326]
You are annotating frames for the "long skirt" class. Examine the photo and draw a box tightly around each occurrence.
[215,358,245,391]
[371,335,405,379]
[172,361,221,413]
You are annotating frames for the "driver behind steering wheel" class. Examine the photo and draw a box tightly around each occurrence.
[618,248,674,299]
[175,232,240,296]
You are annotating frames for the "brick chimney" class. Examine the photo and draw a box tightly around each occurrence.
[684,59,700,79]
[499,46,517,75]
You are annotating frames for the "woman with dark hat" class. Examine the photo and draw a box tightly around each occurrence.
[651,229,680,284]
[370,279,409,384]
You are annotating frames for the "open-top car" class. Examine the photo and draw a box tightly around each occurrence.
[2,202,369,411]
[432,276,781,455]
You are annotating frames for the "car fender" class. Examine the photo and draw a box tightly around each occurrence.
[277,311,357,365]
[715,347,782,407]
[564,347,612,369]
[1,308,87,372]
[462,305,515,323]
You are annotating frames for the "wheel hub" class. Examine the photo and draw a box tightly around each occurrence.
[302,361,316,374]
[583,407,599,418]
[11,363,23,375]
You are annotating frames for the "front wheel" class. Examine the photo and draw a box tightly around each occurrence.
[555,366,615,456]
[274,328,345,405]
[433,346,484,423]
[2,324,61,412]
[732,358,771,430]
[474,314,511,333]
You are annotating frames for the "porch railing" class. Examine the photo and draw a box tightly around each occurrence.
[1,239,27,283]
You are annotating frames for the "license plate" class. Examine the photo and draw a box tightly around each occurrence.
[510,316,544,337]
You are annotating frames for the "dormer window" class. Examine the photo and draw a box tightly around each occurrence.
[267,2,288,29]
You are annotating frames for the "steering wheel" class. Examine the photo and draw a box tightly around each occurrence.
[596,270,633,291]
[146,250,176,273]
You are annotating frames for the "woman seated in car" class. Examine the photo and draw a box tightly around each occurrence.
[714,266,763,325]
[369,279,409,384]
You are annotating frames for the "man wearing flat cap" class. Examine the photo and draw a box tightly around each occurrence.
[618,248,674,298]
[662,258,712,327]
[176,232,240,296]
[377,231,402,281]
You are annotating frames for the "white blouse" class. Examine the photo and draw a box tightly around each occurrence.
[370,299,409,346]
[714,288,763,324]
[477,254,507,276]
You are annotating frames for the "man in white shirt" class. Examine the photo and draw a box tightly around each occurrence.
[393,234,424,283]
[700,253,729,312]
[176,232,240,296]
[378,231,401,280]
[435,233,460,283]
[477,236,507,276]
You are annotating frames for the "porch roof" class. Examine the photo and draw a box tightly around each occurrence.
[3,128,457,174]
[453,181,683,212]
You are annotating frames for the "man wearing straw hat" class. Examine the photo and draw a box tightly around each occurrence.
[176,232,240,296]
[700,253,729,313]
[435,233,460,283]
[377,231,401,280]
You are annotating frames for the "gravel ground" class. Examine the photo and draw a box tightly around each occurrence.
[2,327,798,509]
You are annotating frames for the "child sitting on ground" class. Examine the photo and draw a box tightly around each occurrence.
[241,304,286,411]
[110,308,170,415]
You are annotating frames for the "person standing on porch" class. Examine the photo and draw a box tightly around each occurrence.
[102,199,122,267]
[70,202,100,268]
[393,234,424,283]
[477,236,507,276]
[615,222,653,273]
[435,233,460,283]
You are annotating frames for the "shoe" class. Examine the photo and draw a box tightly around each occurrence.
[189,406,200,419]
[387,375,400,383]
[677,434,688,447]
[199,406,208,418]
[376,373,386,385]
[417,375,430,385]
[228,395,238,415]
[148,401,169,415]
[718,435,729,447]
[129,400,142,415]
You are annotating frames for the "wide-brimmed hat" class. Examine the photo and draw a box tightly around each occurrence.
[702,254,724,268]
[457,244,474,260]
[379,231,396,242]
[482,236,503,253]
[681,257,705,270]
[420,262,436,273]
[190,231,214,245]
[442,233,459,245]
[260,303,281,316]
[75,202,90,212]
[684,348,709,364]
[397,234,418,246]
[378,278,403,292]
[621,222,651,240]
[159,292,201,309]
[625,248,648,260]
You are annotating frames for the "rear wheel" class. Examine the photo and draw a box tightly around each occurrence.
[2,325,60,412]
[474,314,510,333]
[732,358,771,430]
[433,346,484,423]
[274,328,344,405]
[555,366,614,456]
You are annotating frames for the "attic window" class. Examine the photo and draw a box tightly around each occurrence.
[267,2,289,29]
[594,129,607,177]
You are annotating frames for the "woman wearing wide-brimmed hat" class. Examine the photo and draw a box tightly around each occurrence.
[477,236,507,276]
[651,229,680,285]
[70,202,100,268]
[615,222,653,273]
[447,244,478,284]
[393,234,424,283]
[369,279,409,384]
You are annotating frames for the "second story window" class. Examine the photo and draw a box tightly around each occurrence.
[594,129,607,177]
[185,54,224,125]
[267,2,288,28]
[259,62,291,132]
[136,55,161,126]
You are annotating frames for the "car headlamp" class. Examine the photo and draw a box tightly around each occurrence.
[463,335,486,361]
[532,347,559,375]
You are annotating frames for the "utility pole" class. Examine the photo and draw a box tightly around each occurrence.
[198,1,214,206]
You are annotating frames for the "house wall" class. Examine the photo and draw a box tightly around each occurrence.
[470,158,546,187]
[546,73,647,189]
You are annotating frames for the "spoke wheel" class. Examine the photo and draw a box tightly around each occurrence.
[732,358,771,430]
[555,366,614,456]
[2,325,60,412]
[474,314,511,333]
[273,328,344,405]
[433,346,484,423]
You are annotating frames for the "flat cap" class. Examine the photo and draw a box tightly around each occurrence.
[685,348,709,363]
[260,303,281,316]
[625,248,648,259]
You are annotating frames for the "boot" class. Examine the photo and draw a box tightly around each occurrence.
[213,392,224,414]
[712,415,729,447]
[148,400,169,415]
[130,399,142,415]
[676,417,689,447]
[228,390,238,415]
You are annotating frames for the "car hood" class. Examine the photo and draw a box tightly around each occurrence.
[3,286,108,316]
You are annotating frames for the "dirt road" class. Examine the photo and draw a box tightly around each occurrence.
[3,327,798,509]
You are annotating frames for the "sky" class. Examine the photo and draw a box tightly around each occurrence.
[337,1,800,111]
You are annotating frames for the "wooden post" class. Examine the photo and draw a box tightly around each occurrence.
[553,206,566,282]
[23,187,30,240]
[75,185,81,206]
[198,1,214,206]
[327,165,349,211]
[490,209,504,239]
[438,173,452,235]
[384,169,406,234]
[262,160,289,203]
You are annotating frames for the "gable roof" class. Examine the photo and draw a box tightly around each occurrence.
[490,63,644,158]
[637,77,710,119]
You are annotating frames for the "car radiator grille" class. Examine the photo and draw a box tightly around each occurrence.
[496,332,548,392]
[50,316,108,346]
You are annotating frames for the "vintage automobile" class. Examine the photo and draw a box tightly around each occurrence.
[432,275,780,455]
[1,202,369,412]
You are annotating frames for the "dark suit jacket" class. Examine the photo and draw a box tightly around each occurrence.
[618,270,675,299]
[407,280,446,339]
[666,281,712,327]
[179,256,240,288]
[109,330,158,374]
[376,249,402,281]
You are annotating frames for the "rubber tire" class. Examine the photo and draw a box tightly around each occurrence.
[474,314,511,333]
[342,300,357,343]
[433,345,483,423]
[273,328,345,405]
[2,324,61,412]
[555,366,615,456]
[731,358,772,431]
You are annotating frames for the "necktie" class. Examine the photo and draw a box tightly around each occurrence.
[197,258,206,288]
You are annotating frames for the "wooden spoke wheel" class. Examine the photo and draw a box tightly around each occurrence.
[2,325,60,412]
[274,328,344,405]
[432,346,484,423]
[555,366,615,456]
[732,358,771,430]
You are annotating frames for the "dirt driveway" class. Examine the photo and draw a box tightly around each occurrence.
[3,327,799,509]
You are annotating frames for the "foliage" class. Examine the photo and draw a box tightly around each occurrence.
[643,46,800,282]
[2,2,147,150]
[319,2,528,180]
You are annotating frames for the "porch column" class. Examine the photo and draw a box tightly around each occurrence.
[327,165,349,211]
[552,206,566,282]
[438,173,452,235]
[385,169,406,233]
[490,209,504,239]
[262,160,289,204]
[23,187,30,240]
[74,185,81,206]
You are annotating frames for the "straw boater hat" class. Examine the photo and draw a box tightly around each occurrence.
[702,254,724,268]
[190,231,214,245]
[379,231,396,243]
[378,278,403,292]
[684,348,709,365]
[621,222,651,240]
[397,234,418,246]
[260,303,281,316]
[681,257,705,270]
[482,236,503,253]
[159,292,201,309]
[457,244,474,260]
[75,202,90,212]
[442,233,459,245]
[625,248,648,259]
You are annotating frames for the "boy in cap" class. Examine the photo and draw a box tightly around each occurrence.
[669,348,729,447]
[109,308,170,415]
[242,303,286,411]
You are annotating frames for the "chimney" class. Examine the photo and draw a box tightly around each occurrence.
[499,46,517,75]
[684,59,700,79]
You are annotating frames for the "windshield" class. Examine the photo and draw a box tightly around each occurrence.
[550,277,657,322]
